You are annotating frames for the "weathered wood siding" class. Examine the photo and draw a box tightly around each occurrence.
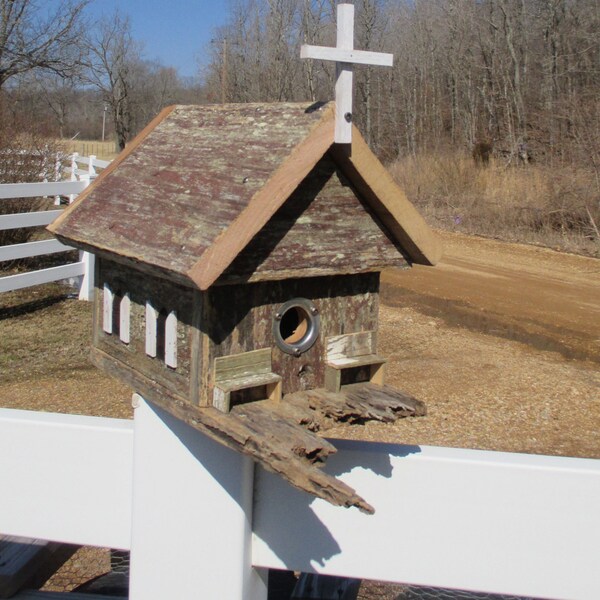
[199,273,380,404]
[219,154,409,283]
[94,259,194,399]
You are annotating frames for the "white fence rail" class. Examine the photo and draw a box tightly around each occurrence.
[1,399,598,600]
[0,153,109,299]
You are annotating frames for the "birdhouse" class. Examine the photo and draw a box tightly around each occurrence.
[49,102,441,513]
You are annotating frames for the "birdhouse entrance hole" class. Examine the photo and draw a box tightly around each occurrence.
[280,307,308,344]
[273,298,320,356]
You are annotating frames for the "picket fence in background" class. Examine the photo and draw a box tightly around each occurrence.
[0,153,110,300]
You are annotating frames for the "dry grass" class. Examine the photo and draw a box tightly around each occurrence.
[389,154,600,257]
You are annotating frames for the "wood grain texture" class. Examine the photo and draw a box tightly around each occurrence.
[48,105,176,234]
[326,330,376,361]
[201,274,380,398]
[95,259,193,399]
[189,106,335,289]
[93,343,426,512]
[218,154,408,284]
[331,126,443,266]
[49,102,438,289]
[214,348,273,382]
[50,102,334,284]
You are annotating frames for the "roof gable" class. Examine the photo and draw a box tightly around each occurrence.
[218,153,408,284]
[49,102,441,289]
[49,102,334,282]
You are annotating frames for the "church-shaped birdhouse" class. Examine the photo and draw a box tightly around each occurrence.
[49,101,441,513]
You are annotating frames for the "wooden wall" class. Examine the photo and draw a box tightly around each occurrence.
[94,259,194,400]
[92,261,382,409]
[199,273,380,404]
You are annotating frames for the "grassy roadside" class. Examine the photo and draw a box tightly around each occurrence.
[390,153,600,258]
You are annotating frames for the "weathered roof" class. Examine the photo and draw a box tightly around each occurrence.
[49,102,441,288]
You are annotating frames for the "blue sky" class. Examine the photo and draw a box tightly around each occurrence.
[84,1,229,78]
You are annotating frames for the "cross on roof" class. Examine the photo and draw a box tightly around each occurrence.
[300,3,393,144]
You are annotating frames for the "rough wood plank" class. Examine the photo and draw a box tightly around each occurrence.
[189,289,203,405]
[218,155,408,284]
[203,273,380,397]
[214,348,273,382]
[296,383,427,424]
[189,106,335,289]
[50,103,332,284]
[326,354,386,368]
[324,355,386,392]
[216,372,281,393]
[94,347,373,512]
[96,260,193,398]
[324,366,341,394]
[326,330,376,361]
[48,105,176,234]
[331,128,443,266]
[94,343,425,513]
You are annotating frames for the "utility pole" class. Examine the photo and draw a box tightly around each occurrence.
[102,104,108,142]
[221,38,227,104]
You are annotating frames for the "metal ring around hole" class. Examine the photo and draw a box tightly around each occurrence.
[272,298,320,356]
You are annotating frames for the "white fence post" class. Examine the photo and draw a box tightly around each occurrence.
[69,152,79,203]
[128,396,268,600]
[53,152,62,205]
[88,154,97,180]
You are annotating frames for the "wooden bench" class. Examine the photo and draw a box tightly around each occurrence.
[324,331,386,393]
[213,348,282,412]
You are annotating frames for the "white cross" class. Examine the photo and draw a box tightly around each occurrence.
[300,3,393,144]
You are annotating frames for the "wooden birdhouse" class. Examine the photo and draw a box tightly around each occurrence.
[48,101,441,513]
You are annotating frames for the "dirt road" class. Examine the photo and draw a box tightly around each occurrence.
[329,231,600,459]
[382,231,600,363]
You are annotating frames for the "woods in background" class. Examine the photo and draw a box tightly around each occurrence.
[1,0,598,253]
[2,0,598,166]
[204,0,599,168]
[0,0,203,150]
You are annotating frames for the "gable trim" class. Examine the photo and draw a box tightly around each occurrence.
[331,127,442,266]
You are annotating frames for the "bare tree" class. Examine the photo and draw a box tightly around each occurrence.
[203,0,600,164]
[85,11,139,151]
[0,0,88,89]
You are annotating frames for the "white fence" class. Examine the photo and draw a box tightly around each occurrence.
[1,397,599,599]
[0,154,110,300]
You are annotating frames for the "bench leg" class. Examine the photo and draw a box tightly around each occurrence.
[325,366,342,393]
[267,380,282,403]
[213,387,231,413]
[370,362,385,386]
